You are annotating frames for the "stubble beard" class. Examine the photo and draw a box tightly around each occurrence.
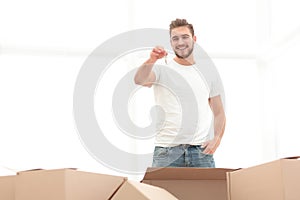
[174,44,194,59]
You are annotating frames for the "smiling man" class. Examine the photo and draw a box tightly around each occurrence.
[134,18,226,168]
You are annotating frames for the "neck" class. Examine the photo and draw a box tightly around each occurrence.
[174,56,195,66]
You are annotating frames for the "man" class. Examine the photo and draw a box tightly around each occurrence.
[134,18,226,167]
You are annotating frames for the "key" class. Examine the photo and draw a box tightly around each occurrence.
[164,53,168,64]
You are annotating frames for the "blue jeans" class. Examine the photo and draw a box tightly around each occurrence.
[152,144,215,168]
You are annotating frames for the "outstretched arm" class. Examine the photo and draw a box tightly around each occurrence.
[134,46,167,87]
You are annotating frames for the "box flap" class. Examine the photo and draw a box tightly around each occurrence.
[142,168,234,200]
[15,168,127,200]
[111,180,178,200]
[17,169,44,175]
[17,168,77,175]
[281,156,300,160]
[226,160,285,200]
[143,167,235,181]
[0,175,15,200]
[281,157,300,199]
[226,172,232,200]
[65,169,127,200]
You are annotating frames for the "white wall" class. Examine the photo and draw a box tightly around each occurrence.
[1,0,300,179]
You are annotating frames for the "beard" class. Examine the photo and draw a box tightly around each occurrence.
[174,43,194,59]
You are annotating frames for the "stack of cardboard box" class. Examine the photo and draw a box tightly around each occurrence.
[1,157,299,200]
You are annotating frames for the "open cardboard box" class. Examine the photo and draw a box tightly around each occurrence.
[142,167,236,200]
[15,168,126,200]
[227,156,300,200]
[0,175,15,200]
[12,168,177,200]
[112,180,178,200]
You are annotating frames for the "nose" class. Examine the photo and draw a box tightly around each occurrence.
[177,37,185,45]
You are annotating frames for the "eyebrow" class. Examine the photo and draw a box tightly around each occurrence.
[171,34,191,39]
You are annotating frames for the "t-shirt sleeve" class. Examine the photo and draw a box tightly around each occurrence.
[209,73,224,98]
[152,65,160,82]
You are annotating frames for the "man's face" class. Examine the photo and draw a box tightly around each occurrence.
[170,26,196,59]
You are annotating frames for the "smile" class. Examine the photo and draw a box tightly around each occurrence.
[176,46,188,50]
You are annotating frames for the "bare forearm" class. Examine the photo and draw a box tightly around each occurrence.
[213,112,226,142]
[134,46,167,86]
[201,111,226,154]
[134,58,156,85]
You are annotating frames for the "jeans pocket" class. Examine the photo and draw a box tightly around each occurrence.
[153,147,169,160]
[195,145,212,157]
[194,146,215,167]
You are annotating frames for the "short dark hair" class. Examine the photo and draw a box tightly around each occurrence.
[169,18,194,37]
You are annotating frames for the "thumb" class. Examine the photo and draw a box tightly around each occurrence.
[201,142,209,148]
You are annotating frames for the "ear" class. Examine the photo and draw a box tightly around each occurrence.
[193,35,197,42]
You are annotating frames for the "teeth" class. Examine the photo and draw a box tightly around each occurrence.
[177,47,187,50]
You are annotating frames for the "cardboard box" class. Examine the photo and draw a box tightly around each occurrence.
[227,156,300,200]
[15,168,178,200]
[142,167,235,200]
[112,180,179,200]
[0,175,15,200]
[15,168,126,200]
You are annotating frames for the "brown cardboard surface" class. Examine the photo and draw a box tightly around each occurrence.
[142,167,235,200]
[112,180,179,200]
[15,168,126,200]
[0,175,15,200]
[227,157,300,200]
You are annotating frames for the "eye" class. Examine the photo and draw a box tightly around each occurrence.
[182,35,190,40]
[172,37,179,42]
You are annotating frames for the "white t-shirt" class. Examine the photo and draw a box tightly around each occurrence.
[152,59,217,147]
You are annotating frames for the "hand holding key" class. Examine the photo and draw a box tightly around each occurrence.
[150,46,168,63]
